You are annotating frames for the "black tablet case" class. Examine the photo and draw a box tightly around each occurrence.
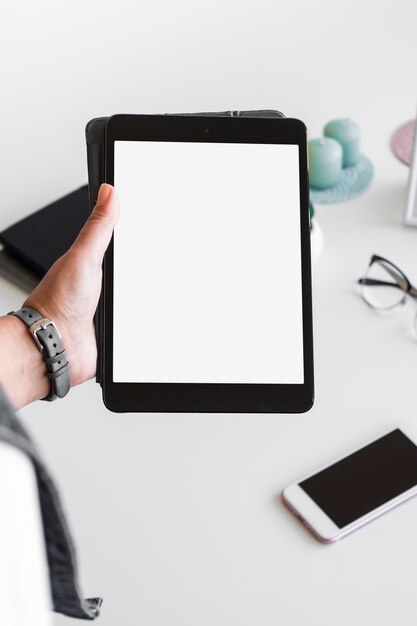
[85,111,286,387]
[0,186,90,293]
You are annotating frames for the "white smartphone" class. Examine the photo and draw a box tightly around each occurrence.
[282,423,417,543]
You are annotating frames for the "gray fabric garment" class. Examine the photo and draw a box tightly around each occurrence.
[0,385,102,620]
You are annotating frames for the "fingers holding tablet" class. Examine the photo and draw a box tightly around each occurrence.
[72,184,119,266]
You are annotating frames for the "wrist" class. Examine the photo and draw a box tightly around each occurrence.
[22,297,96,389]
[7,307,71,404]
[0,314,50,409]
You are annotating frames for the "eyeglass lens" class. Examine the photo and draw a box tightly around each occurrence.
[361,258,407,310]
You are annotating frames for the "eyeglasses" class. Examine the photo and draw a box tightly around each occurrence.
[358,254,417,336]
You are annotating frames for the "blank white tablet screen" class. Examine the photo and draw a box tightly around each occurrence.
[113,141,304,384]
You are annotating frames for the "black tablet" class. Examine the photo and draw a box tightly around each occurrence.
[101,113,313,413]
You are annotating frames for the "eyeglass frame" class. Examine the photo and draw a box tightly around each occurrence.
[358,254,417,311]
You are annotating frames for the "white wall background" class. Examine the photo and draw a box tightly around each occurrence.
[0,0,415,230]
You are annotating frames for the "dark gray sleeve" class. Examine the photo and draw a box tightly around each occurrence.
[0,386,102,620]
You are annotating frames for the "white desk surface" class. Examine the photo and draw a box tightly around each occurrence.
[1,0,417,624]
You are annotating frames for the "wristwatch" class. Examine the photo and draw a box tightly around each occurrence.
[7,307,70,401]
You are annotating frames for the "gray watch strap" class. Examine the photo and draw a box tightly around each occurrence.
[7,307,70,402]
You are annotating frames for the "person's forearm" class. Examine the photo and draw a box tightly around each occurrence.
[0,315,50,409]
[0,185,118,410]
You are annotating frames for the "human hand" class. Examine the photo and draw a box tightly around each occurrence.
[23,183,119,389]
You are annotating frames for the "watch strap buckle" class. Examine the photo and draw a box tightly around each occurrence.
[29,318,61,352]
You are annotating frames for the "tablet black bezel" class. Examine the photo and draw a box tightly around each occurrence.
[103,114,313,413]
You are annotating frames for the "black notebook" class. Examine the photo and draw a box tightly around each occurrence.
[0,186,90,292]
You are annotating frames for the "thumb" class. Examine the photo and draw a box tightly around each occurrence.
[71,184,120,265]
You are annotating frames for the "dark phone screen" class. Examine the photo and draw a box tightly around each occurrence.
[300,429,417,528]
